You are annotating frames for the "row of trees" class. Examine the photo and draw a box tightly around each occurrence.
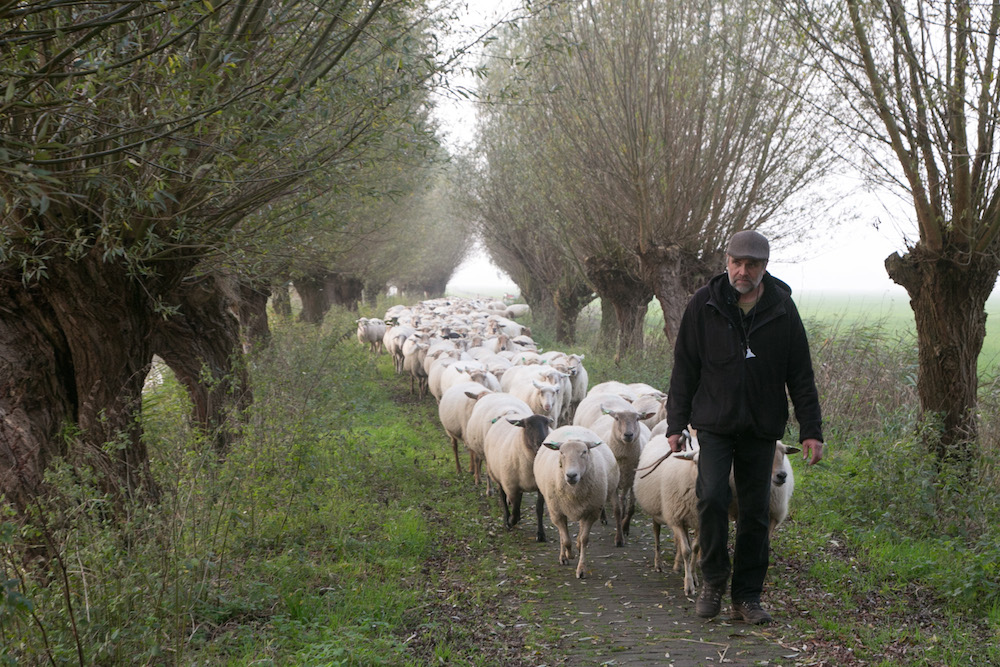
[469,0,1000,457]
[0,1,474,509]
[470,0,831,357]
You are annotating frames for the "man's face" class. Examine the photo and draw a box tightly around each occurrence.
[727,255,767,295]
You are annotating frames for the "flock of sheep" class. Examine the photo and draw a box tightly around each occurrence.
[355,297,798,589]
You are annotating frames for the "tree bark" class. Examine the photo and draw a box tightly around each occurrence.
[328,272,364,311]
[885,244,999,459]
[515,278,556,333]
[35,254,163,502]
[152,274,252,456]
[639,244,723,346]
[0,276,73,511]
[553,280,594,345]
[295,273,333,324]
[271,281,293,319]
[239,279,272,351]
[597,296,617,352]
[584,256,653,361]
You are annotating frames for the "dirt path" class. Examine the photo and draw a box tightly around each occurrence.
[513,512,803,666]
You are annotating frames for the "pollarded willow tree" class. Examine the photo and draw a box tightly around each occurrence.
[537,0,833,344]
[473,0,831,353]
[469,26,597,345]
[0,0,446,509]
[781,0,1000,457]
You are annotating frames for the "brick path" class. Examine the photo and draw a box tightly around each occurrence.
[516,510,803,666]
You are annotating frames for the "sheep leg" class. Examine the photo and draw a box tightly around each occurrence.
[652,522,662,572]
[673,526,696,597]
[509,490,523,528]
[613,493,625,547]
[498,486,513,528]
[554,515,572,566]
[534,493,546,543]
[450,435,462,475]
[623,488,636,537]
[576,516,595,579]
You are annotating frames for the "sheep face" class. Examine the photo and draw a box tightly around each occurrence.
[601,407,654,445]
[531,380,561,414]
[544,440,599,486]
[773,442,801,487]
[506,414,554,454]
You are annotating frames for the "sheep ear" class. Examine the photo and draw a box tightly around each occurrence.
[543,441,561,450]
[600,405,611,414]
[546,417,555,426]
[586,441,603,450]
[784,445,802,456]
[641,412,656,420]
[506,417,525,427]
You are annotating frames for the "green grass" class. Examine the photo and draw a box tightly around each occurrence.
[0,311,531,666]
[3,295,1000,665]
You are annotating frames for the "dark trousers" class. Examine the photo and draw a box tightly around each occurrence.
[695,430,776,602]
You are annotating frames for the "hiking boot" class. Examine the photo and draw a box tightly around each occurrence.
[731,599,773,625]
[695,583,724,618]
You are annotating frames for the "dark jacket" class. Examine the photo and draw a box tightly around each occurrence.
[665,271,823,443]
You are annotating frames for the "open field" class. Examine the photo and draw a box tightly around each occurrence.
[797,290,1000,376]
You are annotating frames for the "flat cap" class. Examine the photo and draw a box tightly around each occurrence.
[726,230,769,260]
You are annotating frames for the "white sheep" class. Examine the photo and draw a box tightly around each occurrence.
[508,378,562,425]
[401,333,431,399]
[505,303,530,318]
[590,405,655,546]
[464,392,535,491]
[440,360,500,398]
[384,325,414,374]
[729,441,801,538]
[573,392,633,430]
[356,317,387,354]
[438,382,494,476]
[427,355,461,402]
[631,393,667,431]
[534,425,620,579]
[586,381,638,403]
[632,432,701,596]
[483,412,553,542]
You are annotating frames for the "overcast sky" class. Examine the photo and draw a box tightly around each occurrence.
[436,2,992,300]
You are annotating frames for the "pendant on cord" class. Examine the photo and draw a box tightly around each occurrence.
[746,347,756,359]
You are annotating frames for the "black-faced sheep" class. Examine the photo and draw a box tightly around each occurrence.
[483,413,553,542]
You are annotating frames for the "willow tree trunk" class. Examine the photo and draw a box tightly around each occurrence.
[152,274,252,456]
[295,273,333,324]
[0,276,72,511]
[295,271,364,323]
[239,280,272,351]
[553,280,594,345]
[584,256,653,361]
[638,244,722,346]
[597,297,617,352]
[272,281,293,319]
[885,245,999,459]
[515,278,556,333]
[37,254,163,502]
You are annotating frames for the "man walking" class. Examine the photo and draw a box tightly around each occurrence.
[665,230,824,625]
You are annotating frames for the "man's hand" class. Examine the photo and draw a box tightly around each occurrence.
[802,438,824,465]
[668,433,686,453]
